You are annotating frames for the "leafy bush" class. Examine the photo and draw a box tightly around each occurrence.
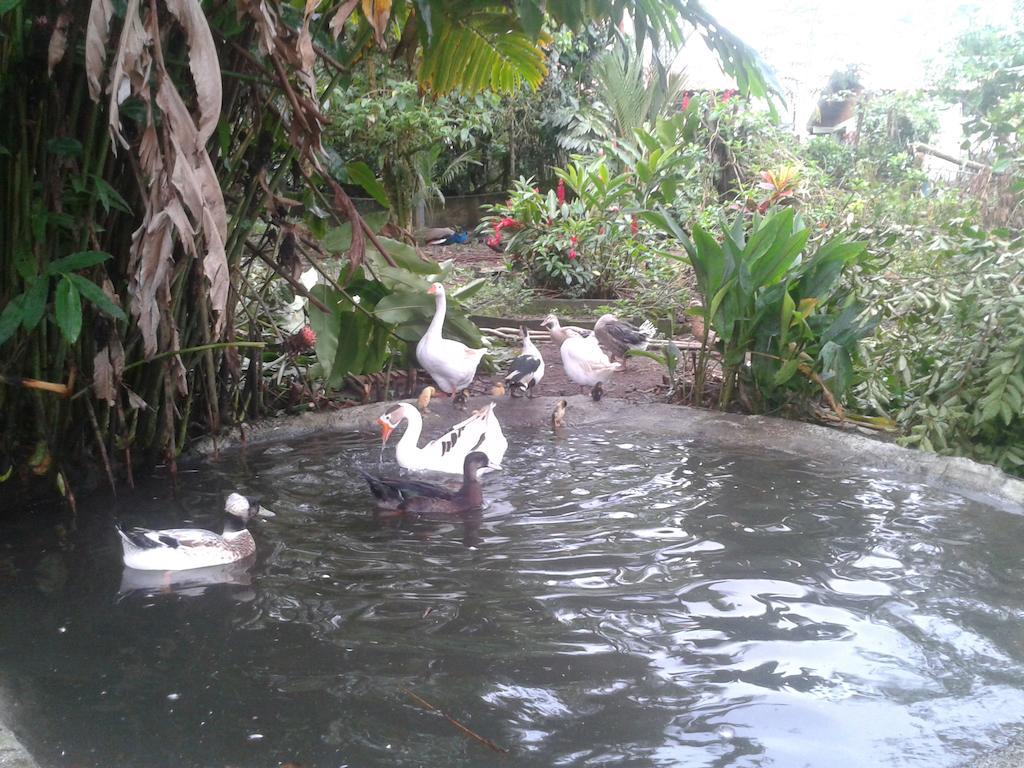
[650,207,874,413]
[483,160,667,298]
[855,225,1024,474]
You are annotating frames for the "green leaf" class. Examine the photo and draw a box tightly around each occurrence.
[55,276,83,343]
[322,224,353,254]
[0,296,25,346]
[346,162,391,208]
[48,250,111,275]
[367,237,440,275]
[64,273,126,321]
[94,177,132,214]
[45,137,83,158]
[772,357,801,386]
[21,276,49,331]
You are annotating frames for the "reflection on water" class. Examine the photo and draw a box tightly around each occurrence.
[1,428,1023,768]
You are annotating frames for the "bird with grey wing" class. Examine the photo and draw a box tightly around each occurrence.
[594,314,656,367]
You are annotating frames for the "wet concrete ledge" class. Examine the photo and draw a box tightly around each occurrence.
[190,395,1024,509]
[0,697,37,768]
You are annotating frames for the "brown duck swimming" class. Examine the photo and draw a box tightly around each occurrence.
[358,451,496,516]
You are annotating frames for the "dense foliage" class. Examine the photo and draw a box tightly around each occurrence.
[0,0,776,503]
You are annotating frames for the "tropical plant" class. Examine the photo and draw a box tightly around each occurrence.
[649,207,874,414]
[0,0,779,505]
[855,225,1024,475]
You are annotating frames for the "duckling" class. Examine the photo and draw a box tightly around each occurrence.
[489,382,506,397]
[116,493,274,571]
[417,385,435,414]
[399,451,497,517]
[552,399,568,429]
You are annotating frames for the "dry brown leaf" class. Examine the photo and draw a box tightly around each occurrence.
[361,0,392,49]
[85,0,115,99]
[107,0,151,150]
[47,12,72,78]
[93,348,115,404]
[296,0,317,94]
[129,206,176,358]
[329,0,360,40]
[164,0,222,145]
[125,386,149,411]
[202,208,230,336]
[238,0,277,55]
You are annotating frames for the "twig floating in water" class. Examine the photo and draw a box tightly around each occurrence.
[401,687,509,755]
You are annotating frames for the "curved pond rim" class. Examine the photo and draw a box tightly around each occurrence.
[188,395,1024,510]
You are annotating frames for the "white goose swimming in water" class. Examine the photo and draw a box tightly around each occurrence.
[416,282,487,406]
[377,401,507,474]
[116,493,273,571]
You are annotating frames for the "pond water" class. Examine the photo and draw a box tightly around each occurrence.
[1,427,1023,768]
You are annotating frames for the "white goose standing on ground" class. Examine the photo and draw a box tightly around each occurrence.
[594,313,656,365]
[417,282,487,407]
[377,401,508,474]
[503,326,545,398]
[560,333,622,401]
[116,493,273,571]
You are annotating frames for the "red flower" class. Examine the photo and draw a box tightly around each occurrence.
[681,93,691,110]
[720,89,737,103]
[556,178,566,206]
[568,249,577,260]
[570,235,577,245]
[598,226,605,235]
[533,187,541,195]
[486,234,501,250]
[630,215,639,235]
[499,217,521,231]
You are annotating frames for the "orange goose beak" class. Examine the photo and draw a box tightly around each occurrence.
[376,417,394,444]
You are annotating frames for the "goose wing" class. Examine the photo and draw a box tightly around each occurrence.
[603,319,650,347]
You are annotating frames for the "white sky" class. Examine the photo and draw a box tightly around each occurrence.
[690,0,1016,92]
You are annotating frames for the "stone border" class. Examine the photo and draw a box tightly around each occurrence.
[189,395,1024,508]
[0,698,37,768]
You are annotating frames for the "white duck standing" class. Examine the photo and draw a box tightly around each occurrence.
[560,333,622,401]
[116,493,273,571]
[377,401,508,474]
[416,282,487,407]
[503,327,545,398]
[540,313,591,345]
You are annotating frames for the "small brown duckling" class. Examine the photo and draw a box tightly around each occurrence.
[416,385,435,414]
[400,451,496,517]
[489,382,506,397]
[552,399,568,429]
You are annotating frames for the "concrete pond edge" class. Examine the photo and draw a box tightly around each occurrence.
[5,398,1016,768]
[189,395,1024,509]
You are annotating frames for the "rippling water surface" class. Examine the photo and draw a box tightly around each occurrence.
[2,427,1024,768]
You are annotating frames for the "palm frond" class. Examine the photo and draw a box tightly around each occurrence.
[418,9,547,95]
